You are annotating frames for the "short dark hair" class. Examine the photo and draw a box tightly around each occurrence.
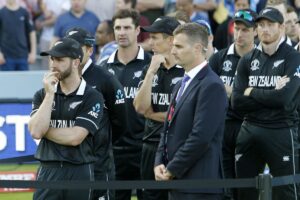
[173,23,208,53]
[104,20,114,35]
[112,9,140,28]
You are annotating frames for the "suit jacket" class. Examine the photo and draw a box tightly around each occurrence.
[155,66,227,194]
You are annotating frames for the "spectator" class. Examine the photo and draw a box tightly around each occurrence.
[176,0,210,22]
[35,0,64,70]
[96,20,118,65]
[85,0,116,21]
[52,0,99,43]
[0,0,36,71]
[167,10,191,24]
[136,0,164,23]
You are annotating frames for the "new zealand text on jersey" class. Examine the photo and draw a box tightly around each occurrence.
[220,75,234,87]
[248,76,281,87]
[50,120,75,128]
[152,93,171,106]
[124,87,138,99]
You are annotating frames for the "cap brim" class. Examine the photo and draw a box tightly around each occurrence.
[255,16,280,23]
[233,18,254,27]
[40,50,66,58]
[140,26,161,33]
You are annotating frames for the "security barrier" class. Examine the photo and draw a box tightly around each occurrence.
[0,169,300,200]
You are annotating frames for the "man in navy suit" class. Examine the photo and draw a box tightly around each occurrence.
[154,23,228,200]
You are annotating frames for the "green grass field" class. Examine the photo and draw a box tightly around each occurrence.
[0,163,138,200]
[0,163,38,200]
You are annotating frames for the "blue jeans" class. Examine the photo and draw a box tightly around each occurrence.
[1,58,28,71]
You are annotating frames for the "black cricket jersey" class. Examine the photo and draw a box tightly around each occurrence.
[31,79,104,164]
[232,38,300,128]
[139,64,184,142]
[82,58,127,143]
[209,43,244,121]
[99,47,152,148]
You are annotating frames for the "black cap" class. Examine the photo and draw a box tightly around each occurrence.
[40,38,83,62]
[65,27,95,47]
[141,16,180,35]
[256,7,284,24]
[233,9,257,27]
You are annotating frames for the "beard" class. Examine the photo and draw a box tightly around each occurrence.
[58,61,72,81]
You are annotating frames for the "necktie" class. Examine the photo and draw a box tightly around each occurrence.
[176,74,190,102]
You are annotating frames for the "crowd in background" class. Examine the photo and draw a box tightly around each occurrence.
[1,0,300,71]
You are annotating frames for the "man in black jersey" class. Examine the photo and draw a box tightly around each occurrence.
[232,7,300,200]
[29,38,104,200]
[209,9,257,200]
[99,9,152,200]
[65,27,127,200]
[133,16,183,200]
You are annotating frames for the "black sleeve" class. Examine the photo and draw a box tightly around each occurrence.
[208,50,223,75]
[30,89,45,116]
[103,74,127,143]
[75,90,104,136]
[137,64,150,89]
[250,52,300,107]
[231,56,264,111]
[213,20,230,50]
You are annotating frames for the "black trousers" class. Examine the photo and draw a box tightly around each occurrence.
[93,149,116,200]
[33,162,94,200]
[222,119,242,200]
[235,122,299,200]
[141,142,168,200]
[114,148,142,200]
[169,191,223,200]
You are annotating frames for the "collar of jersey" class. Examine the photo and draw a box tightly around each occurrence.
[82,58,93,75]
[256,36,285,52]
[107,46,145,64]
[55,79,86,96]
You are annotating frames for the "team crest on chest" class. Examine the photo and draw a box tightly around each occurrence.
[250,59,260,71]
[222,60,232,72]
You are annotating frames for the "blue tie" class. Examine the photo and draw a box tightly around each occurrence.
[176,74,190,102]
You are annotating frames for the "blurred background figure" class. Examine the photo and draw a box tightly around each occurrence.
[285,5,299,43]
[34,0,64,70]
[213,0,250,50]
[0,0,36,71]
[95,20,118,65]
[195,19,216,59]
[52,0,99,43]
